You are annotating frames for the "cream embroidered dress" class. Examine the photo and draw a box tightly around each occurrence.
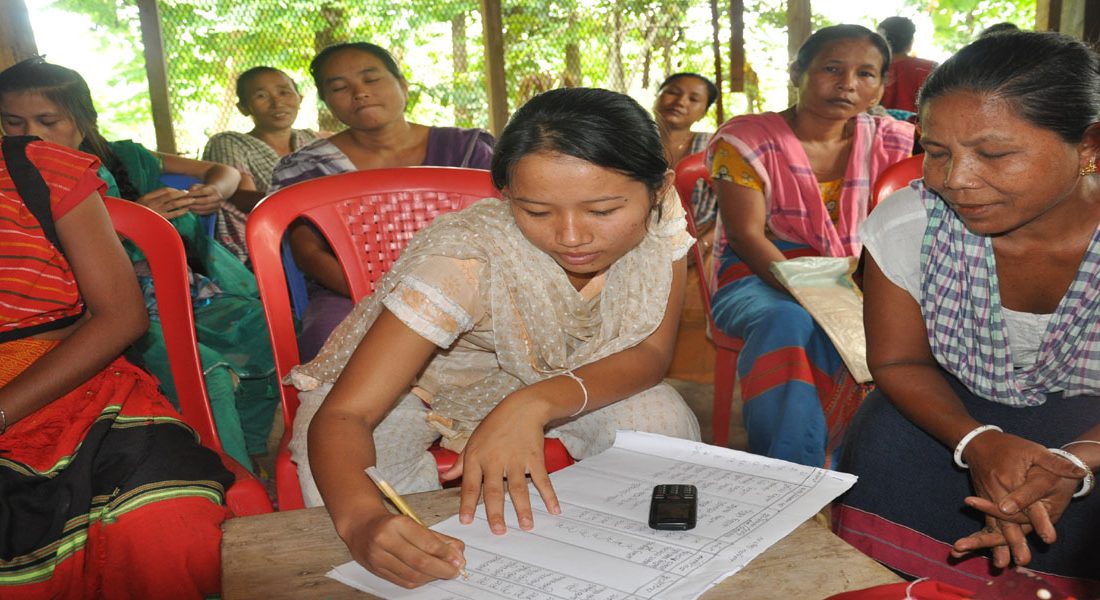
[288,192,701,504]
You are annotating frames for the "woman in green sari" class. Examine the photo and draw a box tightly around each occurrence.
[0,58,279,472]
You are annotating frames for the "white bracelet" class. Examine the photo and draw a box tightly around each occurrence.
[1062,440,1100,451]
[1048,448,1096,498]
[953,424,1003,469]
[560,370,589,417]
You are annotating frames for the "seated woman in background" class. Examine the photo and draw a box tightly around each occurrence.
[270,42,494,362]
[291,88,700,587]
[834,31,1100,596]
[706,24,914,466]
[654,72,719,235]
[0,58,279,472]
[202,66,320,263]
[0,137,231,598]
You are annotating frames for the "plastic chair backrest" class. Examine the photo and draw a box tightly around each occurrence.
[247,167,502,428]
[103,197,222,452]
[871,155,923,207]
[673,151,716,311]
[160,172,216,237]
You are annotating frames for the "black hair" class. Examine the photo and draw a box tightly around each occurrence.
[235,66,298,105]
[657,72,719,109]
[792,24,892,79]
[877,16,916,55]
[0,56,140,200]
[491,87,668,218]
[310,42,404,99]
[978,22,1021,39]
[918,31,1100,143]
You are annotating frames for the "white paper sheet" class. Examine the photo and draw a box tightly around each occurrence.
[328,431,857,600]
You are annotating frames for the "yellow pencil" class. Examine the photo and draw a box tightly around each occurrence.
[365,466,469,580]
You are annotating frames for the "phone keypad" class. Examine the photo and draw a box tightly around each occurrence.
[653,484,696,500]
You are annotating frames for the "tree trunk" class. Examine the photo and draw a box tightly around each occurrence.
[786,0,811,106]
[607,7,625,92]
[0,0,37,70]
[452,12,472,126]
[315,3,347,132]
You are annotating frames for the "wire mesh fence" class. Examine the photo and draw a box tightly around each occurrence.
[135,0,797,155]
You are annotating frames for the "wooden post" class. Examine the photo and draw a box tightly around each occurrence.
[479,0,508,137]
[1036,0,1061,30]
[0,0,38,70]
[727,0,745,94]
[709,0,725,124]
[786,0,811,106]
[136,0,177,154]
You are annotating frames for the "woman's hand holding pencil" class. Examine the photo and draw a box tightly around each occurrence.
[345,466,468,586]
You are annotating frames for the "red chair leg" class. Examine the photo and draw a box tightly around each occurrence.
[219,455,275,517]
[712,346,738,447]
[275,434,306,511]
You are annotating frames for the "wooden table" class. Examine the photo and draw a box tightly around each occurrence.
[222,488,901,599]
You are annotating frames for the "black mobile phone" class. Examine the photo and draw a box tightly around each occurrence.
[648,484,697,530]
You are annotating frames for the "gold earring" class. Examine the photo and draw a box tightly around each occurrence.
[1081,158,1097,177]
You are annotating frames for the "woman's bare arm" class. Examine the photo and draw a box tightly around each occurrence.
[0,193,148,424]
[308,309,465,587]
[451,258,689,533]
[714,179,787,290]
[864,254,1083,566]
[288,221,350,296]
[158,153,241,216]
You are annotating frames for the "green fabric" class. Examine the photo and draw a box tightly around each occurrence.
[104,140,278,469]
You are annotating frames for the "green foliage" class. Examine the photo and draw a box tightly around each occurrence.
[42,0,1038,153]
[906,0,1036,51]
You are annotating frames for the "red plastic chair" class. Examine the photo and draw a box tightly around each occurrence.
[246,167,574,511]
[673,151,745,448]
[871,154,923,207]
[103,197,273,517]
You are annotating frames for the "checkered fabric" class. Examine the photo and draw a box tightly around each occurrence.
[918,180,1100,406]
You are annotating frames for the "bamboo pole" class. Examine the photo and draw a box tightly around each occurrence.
[0,0,38,70]
[479,0,508,137]
[136,0,177,154]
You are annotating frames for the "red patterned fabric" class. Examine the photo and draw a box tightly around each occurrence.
[0,140,105,337]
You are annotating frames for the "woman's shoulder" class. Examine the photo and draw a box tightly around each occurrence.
[863,184,927,237]
[270,137,346,189]
[862,113,917,141]
[424,126,495,169]
[286,136,337,158]
[23,138,100,173]
[712,112,791,152]
[106,139,153,157]
[205,130,253,145]
[715,112,784,135]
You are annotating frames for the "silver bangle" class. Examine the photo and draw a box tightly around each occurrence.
[953,424,1003,469]
[1062,440,1100,451]
[0,407,6,434]
[1048,448,1096,499]
[560,370,589,417]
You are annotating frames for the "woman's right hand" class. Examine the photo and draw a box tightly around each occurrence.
[341,509,467,588]
[136,187,194,220]
[959,431,1085,566]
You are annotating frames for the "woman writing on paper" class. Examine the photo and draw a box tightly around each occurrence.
[706,24,914,466]
[290,87,700,587]
[835,32,1100,596]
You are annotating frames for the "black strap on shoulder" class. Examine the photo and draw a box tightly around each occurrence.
[0,136,84,342]
[2,135,64,254]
